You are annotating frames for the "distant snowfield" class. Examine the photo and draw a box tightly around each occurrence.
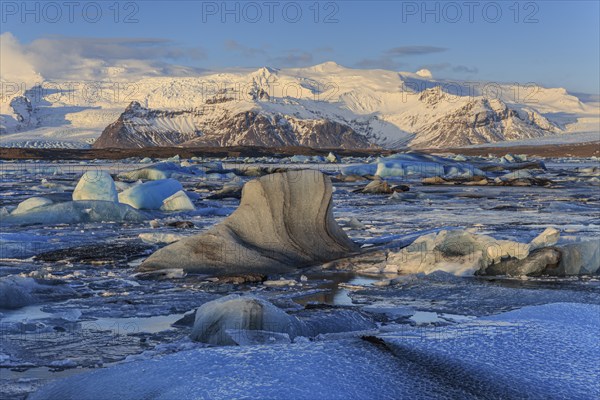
[1,62,599,149]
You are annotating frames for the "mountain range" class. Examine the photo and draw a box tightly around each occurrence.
[1,62,598,149]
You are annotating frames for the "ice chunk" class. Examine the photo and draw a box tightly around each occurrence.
[118,162,193,181]
[327,152,340,163]
[1,200,146,226]
[341,163,378,176]
[160,190,195,211]
[11,197,53,215]
[529,227,560,251]
[386,229,531,276]
[552,240,600,275]
[387,228,594,277]
[374,153,484,179]
[298,309,377,336]
[118,179,183,210]
[483,248,561,277]
[138,232,185,245]
[0,276,77,310]
[0,276,36,309]
[290,155,312,163]
[72,171,118,202]
[499,170,533,181]
[190,295,305,345]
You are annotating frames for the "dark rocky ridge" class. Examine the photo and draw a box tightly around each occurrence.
[93,101,372,149]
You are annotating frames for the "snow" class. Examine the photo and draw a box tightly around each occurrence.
[118,179,184,210]
[72,171,118,202]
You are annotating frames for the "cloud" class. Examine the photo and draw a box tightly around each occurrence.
[268,51,314,67]
[224,42,333,68]
[224,40,267,58]
[419,63,478,75]
[354,45,445,70]
[0,33,44,85]
[0,33,206,83]
[354,58,407,70]
[419,63,451,72]
[385,46,447,57]
[452,65,479,74]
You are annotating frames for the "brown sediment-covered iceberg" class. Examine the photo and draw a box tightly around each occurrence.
[138,170,358,274]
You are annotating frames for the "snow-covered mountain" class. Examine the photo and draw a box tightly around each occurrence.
[1,62,597,149]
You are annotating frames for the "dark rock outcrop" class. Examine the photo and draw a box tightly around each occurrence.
[93,102,372,149]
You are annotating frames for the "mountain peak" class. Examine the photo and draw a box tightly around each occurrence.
[310,61,345,72]
[254,66,278,76]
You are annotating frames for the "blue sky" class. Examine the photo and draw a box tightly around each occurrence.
[2,1,599,94]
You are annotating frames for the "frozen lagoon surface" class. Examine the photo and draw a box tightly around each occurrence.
[0,154,599,399]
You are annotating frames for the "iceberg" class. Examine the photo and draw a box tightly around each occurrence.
[190,295,305,345]
[139,170,358,274]
[118,179,184,210]
[72,171,118,202]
